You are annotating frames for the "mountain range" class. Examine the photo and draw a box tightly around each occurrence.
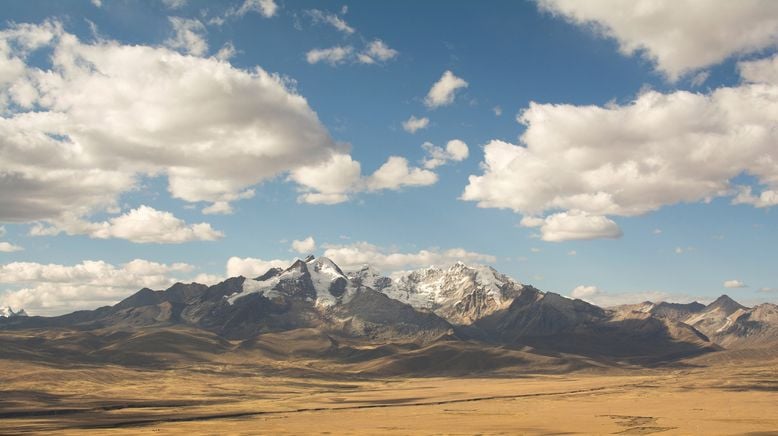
[2,256,776,374]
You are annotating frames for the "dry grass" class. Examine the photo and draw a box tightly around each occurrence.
[2,352,778,435]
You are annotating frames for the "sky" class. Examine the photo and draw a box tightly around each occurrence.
[2,0,778,315]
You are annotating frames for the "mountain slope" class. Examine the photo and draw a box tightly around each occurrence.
[0,257,733,369]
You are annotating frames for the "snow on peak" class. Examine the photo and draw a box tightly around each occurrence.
[346,264,392,291]
[227,257,355,308]
[381,262,526,324]
[306,256,354,307]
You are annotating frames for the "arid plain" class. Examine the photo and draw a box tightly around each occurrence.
[2,337,778,435]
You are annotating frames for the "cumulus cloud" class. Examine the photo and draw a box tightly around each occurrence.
[425,70,468,108]
[0,21,362,231]
[306,9,354,34]
[289,153,362,204]
[165,17,208,56]
[521,211,622,242]
[30,205,223,244]
[0,242,23,253]
[357,40,399,64]
[571,285,601,300]
[493,106,502,116]
[291,236,316,254]
[366,156,438,191]
[0,227,17,252]
[322,242,496,272]
[732,185,778,208]
[225,256,290,278]
[463,55,778,241]
[290,153,438,204]
[306,45,353,65]
[422,139,469,169]
[538,0,778,80]
[0,259,200,315]
[724,279,747,289]
[402,115,429,133]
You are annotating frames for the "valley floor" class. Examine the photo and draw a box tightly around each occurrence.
[2,351,778,435]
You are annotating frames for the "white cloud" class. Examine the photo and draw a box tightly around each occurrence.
[0,21,347,226]
[366,156,438,191]
[322,241,496,272]
[308,40,399,67]
[493,106,502,116]
[215,42,237,61]
[571,285,600,300]
[306,9,355,34]
[724,279,747,289]
[425,70,468,108]
[291,236,316,254]
[226,256,290,278]
[690,71,710,88]
[91,0,102,7]
[290,153,438,204]
[567,250,577,256]
[402,115,429,133]
[653,228,663,235]
[201,201,233,215]
[0,242,23,253]
[166,17,208,56]
[0,226,5,237]
[463,56,778,241]
[732,185,778,208]
[306,45,353,65]
[228,0,278,18]
[740,54,778,84]
[289,153,362,204]
[538,0,778,80]
[520,210,622,242]
[162,0,188,9]
[422,139,469,169]
[0,259,199,315]
[357,40,399,64]
[30,205,223,244]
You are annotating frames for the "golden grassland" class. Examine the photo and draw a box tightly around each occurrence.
[1,349,778,435]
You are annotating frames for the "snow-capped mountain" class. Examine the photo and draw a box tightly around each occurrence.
[0,306,27,318]
[6,256,771,358]
[378,262,529,325]
[227,256,358,308]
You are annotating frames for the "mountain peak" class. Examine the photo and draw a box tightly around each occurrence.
[708,294,746,313]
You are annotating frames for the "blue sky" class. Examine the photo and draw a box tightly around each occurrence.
[1,0,778,314]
